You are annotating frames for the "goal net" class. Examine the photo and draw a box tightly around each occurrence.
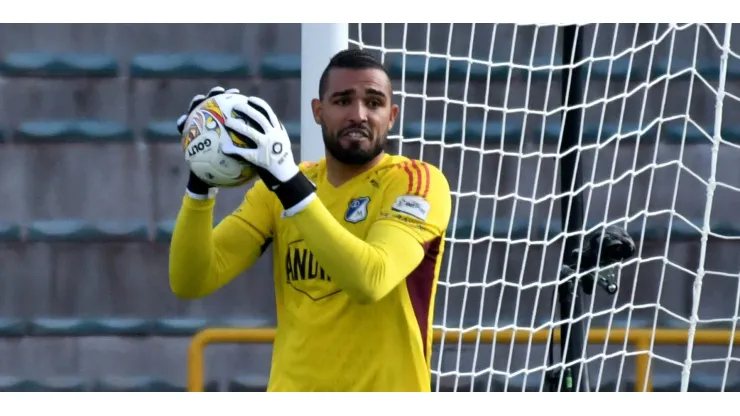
[350,23,740,392]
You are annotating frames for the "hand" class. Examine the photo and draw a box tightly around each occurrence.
[223,96,316,211]
[222,96,300,185]
[176,86,240,134]
[178,86,240,199]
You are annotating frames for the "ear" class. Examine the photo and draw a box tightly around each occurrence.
[311,98,322,125]
[388,103,399,131]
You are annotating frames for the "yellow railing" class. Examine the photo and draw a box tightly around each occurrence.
[187,327,740,392]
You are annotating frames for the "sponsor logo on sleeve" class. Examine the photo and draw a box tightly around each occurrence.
[391,195,430,221]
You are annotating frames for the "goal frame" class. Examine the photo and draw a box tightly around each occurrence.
[296,23,601,392]
[299,23,348,162]
[300,23,601,392]
[184,326,738,392]
[184,23,740,393]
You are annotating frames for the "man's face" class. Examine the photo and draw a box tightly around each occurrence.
[312,68,398,165]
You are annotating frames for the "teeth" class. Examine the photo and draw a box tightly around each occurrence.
[347,132,365,138]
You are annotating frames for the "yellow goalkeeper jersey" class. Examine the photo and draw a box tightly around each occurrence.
[169,154,452,392]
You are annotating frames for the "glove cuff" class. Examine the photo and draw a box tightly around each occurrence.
[274,171,316,210]
[186,171,217,200]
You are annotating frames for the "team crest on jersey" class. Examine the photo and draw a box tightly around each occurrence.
[345,197,370,224]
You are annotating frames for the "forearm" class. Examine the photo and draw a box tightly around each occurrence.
[169,195,262,298]
[284,198,425,303]
[169,196,222,297]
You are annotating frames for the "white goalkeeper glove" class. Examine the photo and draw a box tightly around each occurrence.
[177,86,241,198]
[222,96,316,212]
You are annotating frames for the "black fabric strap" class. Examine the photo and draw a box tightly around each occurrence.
[186,171,212,196]
[272,172,316,210]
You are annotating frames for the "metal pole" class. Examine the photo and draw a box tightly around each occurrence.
[300,24,349,163]
[557,23,587,392]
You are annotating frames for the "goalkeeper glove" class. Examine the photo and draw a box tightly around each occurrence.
[222,96,316,213]
[176,86,241,199]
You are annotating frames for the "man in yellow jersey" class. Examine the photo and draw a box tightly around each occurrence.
[169,49,452,392]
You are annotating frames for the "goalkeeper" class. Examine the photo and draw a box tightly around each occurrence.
[169,49,452,392]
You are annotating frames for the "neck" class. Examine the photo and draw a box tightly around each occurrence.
[325,151,385,188]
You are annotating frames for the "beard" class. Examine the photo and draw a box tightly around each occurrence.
[321,123,387,165]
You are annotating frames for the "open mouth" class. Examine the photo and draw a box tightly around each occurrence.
[340,128,371,140]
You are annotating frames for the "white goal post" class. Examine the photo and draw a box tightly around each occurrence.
[299,23,740,393]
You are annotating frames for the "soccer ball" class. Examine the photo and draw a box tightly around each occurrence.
[181,93,259,188]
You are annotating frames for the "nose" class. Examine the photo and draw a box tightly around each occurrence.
[347,101,368,123]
